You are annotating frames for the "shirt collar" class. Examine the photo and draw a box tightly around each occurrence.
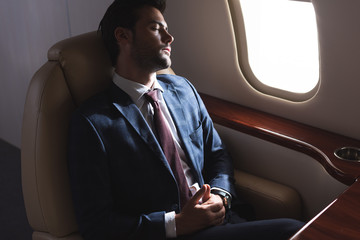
[112,73,164,107]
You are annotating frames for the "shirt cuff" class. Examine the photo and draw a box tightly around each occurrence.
[165,211,176,238]
[210,186,232,199]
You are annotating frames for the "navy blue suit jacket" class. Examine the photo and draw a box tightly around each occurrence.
[68,74,236,239]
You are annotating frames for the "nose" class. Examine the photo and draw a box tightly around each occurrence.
[162,29,174,45]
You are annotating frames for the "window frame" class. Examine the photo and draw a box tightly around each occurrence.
[228,0,320,102]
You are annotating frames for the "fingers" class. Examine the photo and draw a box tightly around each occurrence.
[202,184,211,202]
[211,212,225,226]
[199,195,225,226]
[209,206,226,226]
[188,184,208,206]
[208,201,223,212]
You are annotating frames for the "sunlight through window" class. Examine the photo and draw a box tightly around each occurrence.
[239,0,319,94]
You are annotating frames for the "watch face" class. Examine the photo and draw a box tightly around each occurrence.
[223,195,231,210]
[223,197,228,207]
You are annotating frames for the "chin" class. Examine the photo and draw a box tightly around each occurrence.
[157,57,172,70]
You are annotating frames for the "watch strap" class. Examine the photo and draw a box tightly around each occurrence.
[211,189,232,210]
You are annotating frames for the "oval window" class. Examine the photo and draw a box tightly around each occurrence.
[229,0,320,101]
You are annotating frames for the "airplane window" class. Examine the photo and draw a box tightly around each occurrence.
[230,0,319,101]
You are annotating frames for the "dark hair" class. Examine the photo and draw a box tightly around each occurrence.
[99,0,166,66]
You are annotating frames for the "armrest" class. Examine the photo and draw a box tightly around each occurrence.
[234,169,302,220]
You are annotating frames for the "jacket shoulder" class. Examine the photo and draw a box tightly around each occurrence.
[73,83,127,119]
[75,90,111,116]
[157,74,196,90]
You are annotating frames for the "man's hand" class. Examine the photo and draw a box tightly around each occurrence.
[175,184,225,236]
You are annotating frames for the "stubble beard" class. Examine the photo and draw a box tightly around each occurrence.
[131,42,171,73]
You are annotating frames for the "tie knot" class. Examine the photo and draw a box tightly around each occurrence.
[145,89,159,104]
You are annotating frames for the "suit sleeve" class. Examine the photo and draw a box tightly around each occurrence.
[67,111,166,240]
[187,82,237,198]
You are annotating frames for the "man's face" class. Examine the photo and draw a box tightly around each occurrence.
[130,6,174,72]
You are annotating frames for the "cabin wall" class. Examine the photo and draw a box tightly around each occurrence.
[166,0,360,142]
[216,124,347,219]
[0,0,112,147]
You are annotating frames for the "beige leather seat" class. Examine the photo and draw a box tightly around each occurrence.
[21,31,301,240]
[21,31,113,240]
[21,31,175,240]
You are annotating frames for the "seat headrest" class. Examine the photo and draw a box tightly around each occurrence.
[48,31,113,107]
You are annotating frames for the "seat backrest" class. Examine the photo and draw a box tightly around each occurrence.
[21,31,173,239]
[21,31,113,240]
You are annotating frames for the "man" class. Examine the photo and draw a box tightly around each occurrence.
[67,0,304,239]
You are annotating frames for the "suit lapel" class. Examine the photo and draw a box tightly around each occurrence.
[109,83,173,173]
[160,81,201,181]
[161,83,189,142]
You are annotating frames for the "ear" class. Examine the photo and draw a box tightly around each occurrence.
[114,27,132,45]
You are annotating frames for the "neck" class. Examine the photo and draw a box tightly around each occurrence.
[115,55,158,88]
[115,68,157,88]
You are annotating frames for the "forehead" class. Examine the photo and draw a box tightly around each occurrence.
[135,6,167,28]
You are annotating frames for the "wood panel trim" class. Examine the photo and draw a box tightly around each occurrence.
[200,93,360,185]
[290,179,360,239]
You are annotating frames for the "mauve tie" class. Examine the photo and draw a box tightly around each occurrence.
[145,89,192,209]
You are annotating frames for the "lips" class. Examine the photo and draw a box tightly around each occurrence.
[162,47,171,55]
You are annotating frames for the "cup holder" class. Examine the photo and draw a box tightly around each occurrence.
[334,147,360,162]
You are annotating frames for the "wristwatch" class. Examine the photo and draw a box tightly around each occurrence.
[211,189,232,211]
